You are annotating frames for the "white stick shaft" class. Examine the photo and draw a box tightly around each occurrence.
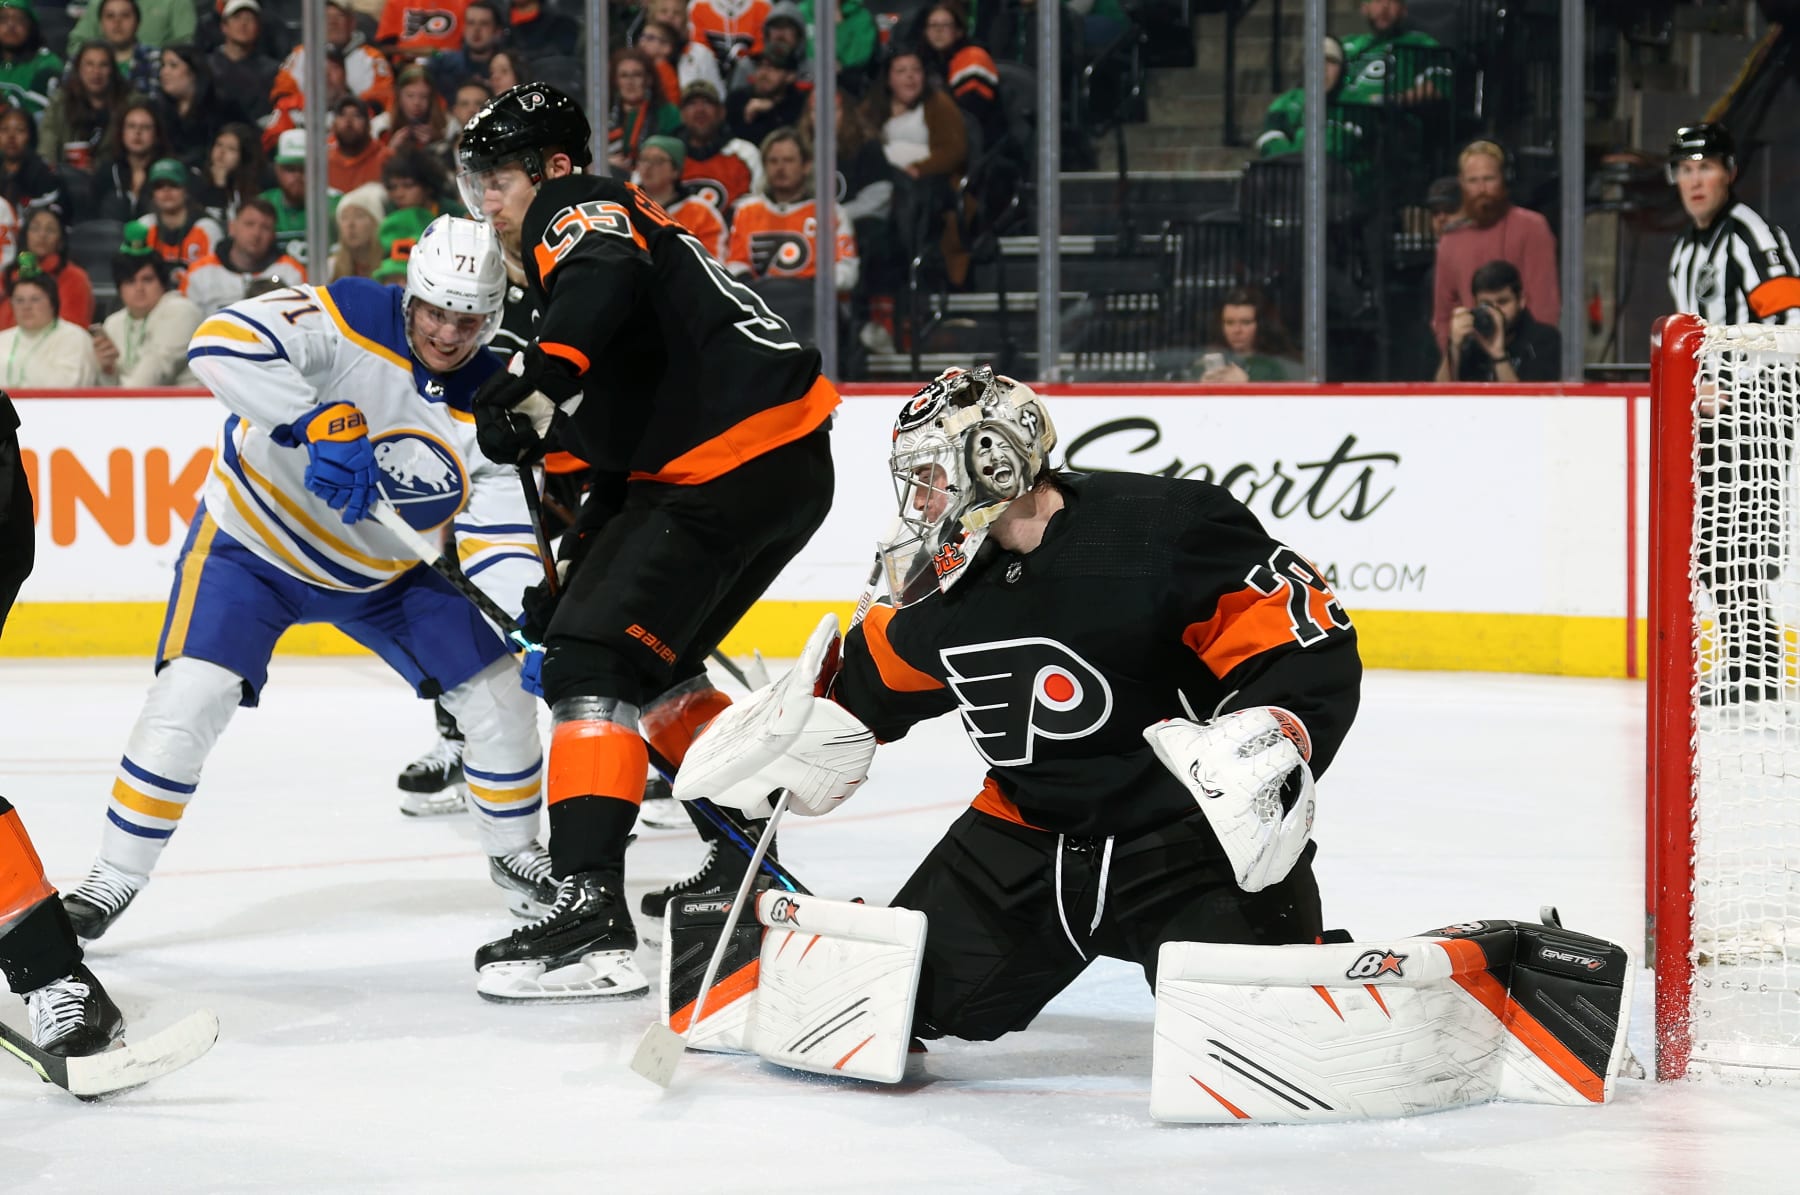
[683,790,791,1040]
[371,502,444,565]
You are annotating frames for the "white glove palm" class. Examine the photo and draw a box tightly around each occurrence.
[1143,707,1317,893]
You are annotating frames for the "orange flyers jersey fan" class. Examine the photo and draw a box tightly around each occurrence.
[520,173,835,485]
[272,44,395,120]
[681,139,761,213]
[725,195,857,281]
[689,0,770,66]
[668,192,727,261]
[834,470,1361,840]
[947,44,1000,103]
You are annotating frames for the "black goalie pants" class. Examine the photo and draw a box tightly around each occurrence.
[892,807,1323,1042]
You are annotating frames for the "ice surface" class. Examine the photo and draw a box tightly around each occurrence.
[2,659,1797,1193]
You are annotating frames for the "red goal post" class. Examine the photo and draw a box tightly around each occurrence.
[1648,312,1800,1084]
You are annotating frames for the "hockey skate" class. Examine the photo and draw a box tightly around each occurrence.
[635,773,687,831]
[61,860,148,940]
[25,965,124,1057]
[488,841,556,918]
[396,703,466,817]
[638,836,769,945]
[474,870,648,1003]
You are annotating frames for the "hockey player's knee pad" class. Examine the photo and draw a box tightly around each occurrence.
[547,696,649,806]
[131,657,244,771]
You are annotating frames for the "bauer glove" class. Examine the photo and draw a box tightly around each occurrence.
[473,344,582,466]
[271,402,380,524]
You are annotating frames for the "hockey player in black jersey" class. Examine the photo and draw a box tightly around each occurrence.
[454,83,837,1000]
[677,367,1361,1042]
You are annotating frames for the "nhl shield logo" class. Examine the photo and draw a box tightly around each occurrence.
[373,431,468,530]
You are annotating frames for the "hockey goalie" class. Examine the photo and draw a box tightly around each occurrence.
[663,366,1636,1116]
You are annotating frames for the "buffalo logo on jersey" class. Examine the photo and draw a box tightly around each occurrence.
[941,638,1114,767]
[372,431,468,530]
[749,230,811,277]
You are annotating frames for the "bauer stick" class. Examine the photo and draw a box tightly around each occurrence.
[630,544,889,1088]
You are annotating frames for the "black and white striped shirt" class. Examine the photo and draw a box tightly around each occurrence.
[1668,197,1800,325]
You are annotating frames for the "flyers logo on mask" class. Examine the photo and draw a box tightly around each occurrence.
[940,638,1114,767]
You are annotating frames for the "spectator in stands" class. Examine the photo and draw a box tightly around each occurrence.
[382,151,445,238]
[1338,0,1448,108]
[0,106,61,213]
[1436,259,1559,383]
[633,134,726,259]
[376,0,472,58]
[1198,286,1301,381]
[801,85,896,345]
[677,80,762,213]
[451,80,492,131]
[637,19,722,107]
[487,48,524,96]
[608,47,682,172]
[93,247,202,386]
[691,0,769,78]
[800,0,878,78]
[727,45,808,149]
[0,205,93,331]
[40,41,134,174]
[155,44,243,167]
[1257,36,1372,183]
[194,122,266,224]
[262,129,339,263]
[729,3,808,90]
[0,0,63,116]
[99,0,163,97]
[329,96,391,192]
[141,157,222,282]
[920,1,1002,149]
[727,127,858,339]
[183,196,304,315]
[1424,174,1461,236]
[328,181,385,280]
[388,66,454,166]
[207,0,278,123]
[0,256,100,386]
[67,0,192,58]
[428,0,504,100]
[866,46,968,285]
[271,0,396,135]
[506,0,581,60]
[1431,139,1559,360]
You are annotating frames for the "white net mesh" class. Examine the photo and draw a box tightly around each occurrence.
[1687,326,1800,1080]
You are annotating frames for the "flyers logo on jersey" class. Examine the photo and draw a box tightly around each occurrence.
[749,231,811,277]
[403,9,456,37]
[940,638,1114,767]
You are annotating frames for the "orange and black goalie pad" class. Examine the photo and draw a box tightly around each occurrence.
[0,796,57,930]
[663,880,772,1046]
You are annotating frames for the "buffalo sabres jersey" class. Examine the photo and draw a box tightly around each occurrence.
[836,471,1363,840]
[185,277,541,609]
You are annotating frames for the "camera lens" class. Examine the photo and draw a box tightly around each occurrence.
[1471,306,1498,340]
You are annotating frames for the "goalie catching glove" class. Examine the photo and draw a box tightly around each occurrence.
[1144,707,1316,893]
[674,613,877,817]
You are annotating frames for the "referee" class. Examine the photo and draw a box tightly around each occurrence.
[1667,122,1797,705]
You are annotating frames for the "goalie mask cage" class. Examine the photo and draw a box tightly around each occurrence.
[1649,313,1800,1083]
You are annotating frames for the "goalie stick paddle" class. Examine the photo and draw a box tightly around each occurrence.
[631,790,792,1088]
[0,1008,219,1099]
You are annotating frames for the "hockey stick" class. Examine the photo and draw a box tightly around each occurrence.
[631,790,791,1088]
[0,1008,218,1100]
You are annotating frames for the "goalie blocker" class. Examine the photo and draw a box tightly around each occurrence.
[1152,917,1635,1122]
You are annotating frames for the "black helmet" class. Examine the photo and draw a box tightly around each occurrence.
[1667,122,1735,184]
[457,82,594,180]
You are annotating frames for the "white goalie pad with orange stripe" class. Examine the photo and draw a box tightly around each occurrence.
[1151,920,1635,1122]
[746,893,928,1085]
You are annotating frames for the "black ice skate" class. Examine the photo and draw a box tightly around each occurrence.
[396,701,466,817]
[25,965,124,1057]
[487,841,556,918]
[474,871,648,1002]
[640,833,772,922]
[61,860,148,940]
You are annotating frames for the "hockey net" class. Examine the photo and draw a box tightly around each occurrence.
[1649,314,1800,1083]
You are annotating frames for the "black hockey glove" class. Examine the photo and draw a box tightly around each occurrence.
[473,345,583,466]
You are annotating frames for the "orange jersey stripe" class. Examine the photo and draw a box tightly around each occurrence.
[541,341,592,375]
[547,719,649,806]
[971,776,1040,829]
[627,374,839,485]
[1182,581,1337,677]
[858,604,944,693]
[0,806,56,926]
[543,450,589,474]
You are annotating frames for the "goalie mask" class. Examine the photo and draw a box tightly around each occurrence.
[880,366,1057,606]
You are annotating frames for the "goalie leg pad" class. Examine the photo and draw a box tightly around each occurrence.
[658,881,771,1054]
[439,657,543,856]
[747,892,928,1084]
[1150,920,1635,1123]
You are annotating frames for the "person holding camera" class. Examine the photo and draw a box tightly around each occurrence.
[1435,259,1559,383]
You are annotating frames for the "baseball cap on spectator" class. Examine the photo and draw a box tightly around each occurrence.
[764,1,805,36]
[1425,176,1461,212]
[148,158,188,188]
[275,129,307,167]
[221,0,259,15]
[753,45,802,72]
[639,135,685,170]
[1323,35,1344,65]
[681,80,723,105]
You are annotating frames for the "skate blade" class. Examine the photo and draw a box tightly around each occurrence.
[506,894,554,919]
[476,952,650,1004]
[636,799,690,831]
[639,915,665,947]
[399,784,467,818]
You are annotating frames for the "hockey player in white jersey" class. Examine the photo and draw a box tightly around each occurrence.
[61,216,557,941]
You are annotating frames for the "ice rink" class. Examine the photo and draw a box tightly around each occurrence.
[2,657,1797,1193]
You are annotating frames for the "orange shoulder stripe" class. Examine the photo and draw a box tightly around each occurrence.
[858,604,943,693]
[1182,582,1337,678]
